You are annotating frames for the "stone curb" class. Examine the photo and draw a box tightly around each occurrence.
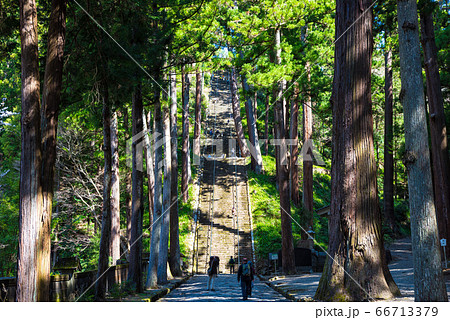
[141,274,192,302]
[257,275,314,302]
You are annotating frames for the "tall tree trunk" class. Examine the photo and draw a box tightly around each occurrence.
[315,0,399,301]
[38,0,66,301]
[253,91,258,121]
[127,83,144,293]
[95,86,112,301]
[193,68,202,165]
[147,86,163,289]
[143,111,154,231]
[420,4,450,256]
[282,80,288,140]
[110,111,120,264]
[17,0,43,302]
[230,67,250,157]
[264,94,270,155]
[242,76,263,173]
[242,77,256,171]
[397,0,448,301]
[157,104,172,284]
[124,109,132,250]
[181,67,190,202]
[290,84,300,207]
[383,29,395,232]
[274,27,295,274]
[303,62,314,223]
[273,92,279,188]
[169,70,182,276]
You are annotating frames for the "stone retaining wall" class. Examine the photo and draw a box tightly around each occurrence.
[0,262,147,302]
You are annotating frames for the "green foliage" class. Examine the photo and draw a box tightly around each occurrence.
[394,200,411,236]
[108,280,136,301]
[75,288,95,302]
[0,196,19,276]
[382,199,411,245]
[254,221,282,258]
[2,0,447,282]
[178,184,195,257]
[0,42,21,275]
[249,155,332,259]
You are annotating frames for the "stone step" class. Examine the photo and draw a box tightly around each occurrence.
[191,92,254,275]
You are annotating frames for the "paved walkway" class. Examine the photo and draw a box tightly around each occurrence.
[159,274,290,302]
[388,238,450,301]
[264,238,450,301]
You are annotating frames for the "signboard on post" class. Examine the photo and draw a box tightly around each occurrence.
[269,253,278,261]
[441,239,448,269]
[269,253,278,274]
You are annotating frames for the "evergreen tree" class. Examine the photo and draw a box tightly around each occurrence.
[315,0,399,301]
[397,0,448,301]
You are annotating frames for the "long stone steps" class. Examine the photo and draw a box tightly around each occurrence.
[192,72,254,274]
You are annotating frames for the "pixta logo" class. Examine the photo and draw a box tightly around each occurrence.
[127,128,325,172]
[126,129,164,173]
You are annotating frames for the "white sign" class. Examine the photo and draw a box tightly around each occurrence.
[269,253,278,260]
[441,239,447,247]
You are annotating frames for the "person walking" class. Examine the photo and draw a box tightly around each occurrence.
[228,256,235,274]
[207,256,220,291]
[237,257,254,300]
[248,259,256,296]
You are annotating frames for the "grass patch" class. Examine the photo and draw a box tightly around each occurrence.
[249,155,332,261]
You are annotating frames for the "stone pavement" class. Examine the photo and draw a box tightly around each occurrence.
[263,238,450,302]
[158,274,290,302]
[120,276,192,302]
[261,274,320,301]
[121,241,448,302]
[387,238,450,301]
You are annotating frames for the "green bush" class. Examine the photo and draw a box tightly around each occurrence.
[108,280,135,301]
[249,155,332,261]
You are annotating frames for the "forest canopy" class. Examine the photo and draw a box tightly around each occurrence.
[0,0,449,302]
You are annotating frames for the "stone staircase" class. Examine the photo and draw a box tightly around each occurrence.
[192,72,254,274]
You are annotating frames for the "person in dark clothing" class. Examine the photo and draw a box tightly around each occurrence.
[237,257,254,300]
[248,260,256,296]
[207,256,220,291]
[228,256,235,274]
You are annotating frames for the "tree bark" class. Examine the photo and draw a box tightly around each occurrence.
[315,0,399,301]
[143,111,154,231]
[17,0,43,302]
[242,76,263,173]
[193,67,202,165]
[253,91,258,122]
[274,27,295,274]
[127,83,144,293]
[157,104,172,284]
[383,30,395,232]
[146,85,163,289]
[303,63,313,221]
[264,94,270,155]
[181,67,190,202]
[230,67,250,157]
[110,111,120,264]
[95,86,112,301]
[420,5,450,256]
[169,70,182,276]
[397,0,448,301]
[38,0,66,301]
[290,84,300,207]
[124,109,132,250]
[242,77,255,171]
